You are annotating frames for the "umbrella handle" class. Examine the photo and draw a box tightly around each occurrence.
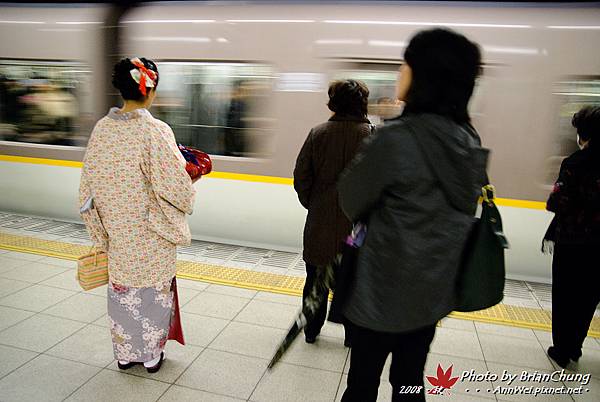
[295,313,308,329]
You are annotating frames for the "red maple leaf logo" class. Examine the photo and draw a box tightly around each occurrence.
[426,364,459,395]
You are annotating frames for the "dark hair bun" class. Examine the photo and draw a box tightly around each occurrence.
[112,57,159,101]
[327,79,369,117]
[572,105,600,142]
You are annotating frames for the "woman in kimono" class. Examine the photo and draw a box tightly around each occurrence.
[79,58,196,373]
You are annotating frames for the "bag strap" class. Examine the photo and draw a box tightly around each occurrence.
[481,184,496,206]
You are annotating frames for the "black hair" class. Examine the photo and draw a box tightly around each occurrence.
[403,28,481,124]
[112,57,159,101]
[572,105,600,146]
[327,79,369,118]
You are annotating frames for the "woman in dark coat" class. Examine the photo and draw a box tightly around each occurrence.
[293,79,371,344]
[338,29,488,402]
[545,105,600,368]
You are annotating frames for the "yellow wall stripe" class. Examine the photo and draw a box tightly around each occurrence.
[206,171,294,185]
[0,154,294,185]
[0,154,83,168]
[0,154,545,209]
[495,198,546,210]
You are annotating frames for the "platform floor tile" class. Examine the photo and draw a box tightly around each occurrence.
[2,229,599,337]
[0,220,599,401]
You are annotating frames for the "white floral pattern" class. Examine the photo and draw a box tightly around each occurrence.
[154,281,174,309]
[119,289,142,315]
[109,317,142,362]
[108,279,174,362]
[141,318,168,355]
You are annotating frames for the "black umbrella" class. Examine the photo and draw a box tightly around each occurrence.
[267,259,337,369]
[267,223,365,369]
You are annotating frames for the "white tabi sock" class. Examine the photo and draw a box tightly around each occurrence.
[143,352,164,368]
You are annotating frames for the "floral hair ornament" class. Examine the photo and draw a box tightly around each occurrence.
[129,57,157,96]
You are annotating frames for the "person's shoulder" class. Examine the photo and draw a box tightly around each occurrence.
[146,115,175,138]
[85,117,113,150]
[153,116,170,128]
[562,149,587,168]
[145,113,170,129]
[310,121,333,136]
[371,117,413,144]
[90,116,112,134]
[302,121,334,144]
[94,115,110,127]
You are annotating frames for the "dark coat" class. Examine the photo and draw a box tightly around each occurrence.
[546,146,600,245]
[294,115,371,266]
[338,113,489,333]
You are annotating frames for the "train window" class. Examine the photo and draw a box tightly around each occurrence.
[331,64,400,125]
[152,62,274,158]
[332,63,488,125]
[544,77,600,185]
[0,59,92,146]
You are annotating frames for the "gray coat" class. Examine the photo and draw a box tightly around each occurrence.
[338,113,489,333]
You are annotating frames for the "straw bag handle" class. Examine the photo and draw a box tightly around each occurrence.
[92,246,103,267]
[84,246,101,266]
[77,246,101,282]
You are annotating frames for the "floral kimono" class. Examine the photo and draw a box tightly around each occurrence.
[79,107,195,362]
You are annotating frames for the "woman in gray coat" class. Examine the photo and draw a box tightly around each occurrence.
[338,29,488,401]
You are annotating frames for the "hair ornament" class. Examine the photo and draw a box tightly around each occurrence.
[129,57,157,96]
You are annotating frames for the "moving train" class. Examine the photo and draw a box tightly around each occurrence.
[1,1,600,283]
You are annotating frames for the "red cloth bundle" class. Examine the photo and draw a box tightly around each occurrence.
[167,278,185,345]
[178,144,212,181]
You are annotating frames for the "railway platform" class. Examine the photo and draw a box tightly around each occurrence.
[0,212,598,401]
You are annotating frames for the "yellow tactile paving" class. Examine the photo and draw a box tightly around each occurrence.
[451,305,555,331]
[0,232,88,259]
[1,231,598,338]
[176,260,305,294]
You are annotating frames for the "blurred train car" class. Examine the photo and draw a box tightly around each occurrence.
[1,1,600,282]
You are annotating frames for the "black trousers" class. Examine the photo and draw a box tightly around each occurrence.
[341,322,436,402]
[552,244,600,359]
[303,264,354,341]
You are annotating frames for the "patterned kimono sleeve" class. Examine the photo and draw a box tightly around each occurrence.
[147,124,196,215]
[79,166,109,251]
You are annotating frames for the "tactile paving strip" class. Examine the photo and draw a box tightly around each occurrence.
[451,305,555,330]
[1,231,598,338]
[0,231,90,258]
